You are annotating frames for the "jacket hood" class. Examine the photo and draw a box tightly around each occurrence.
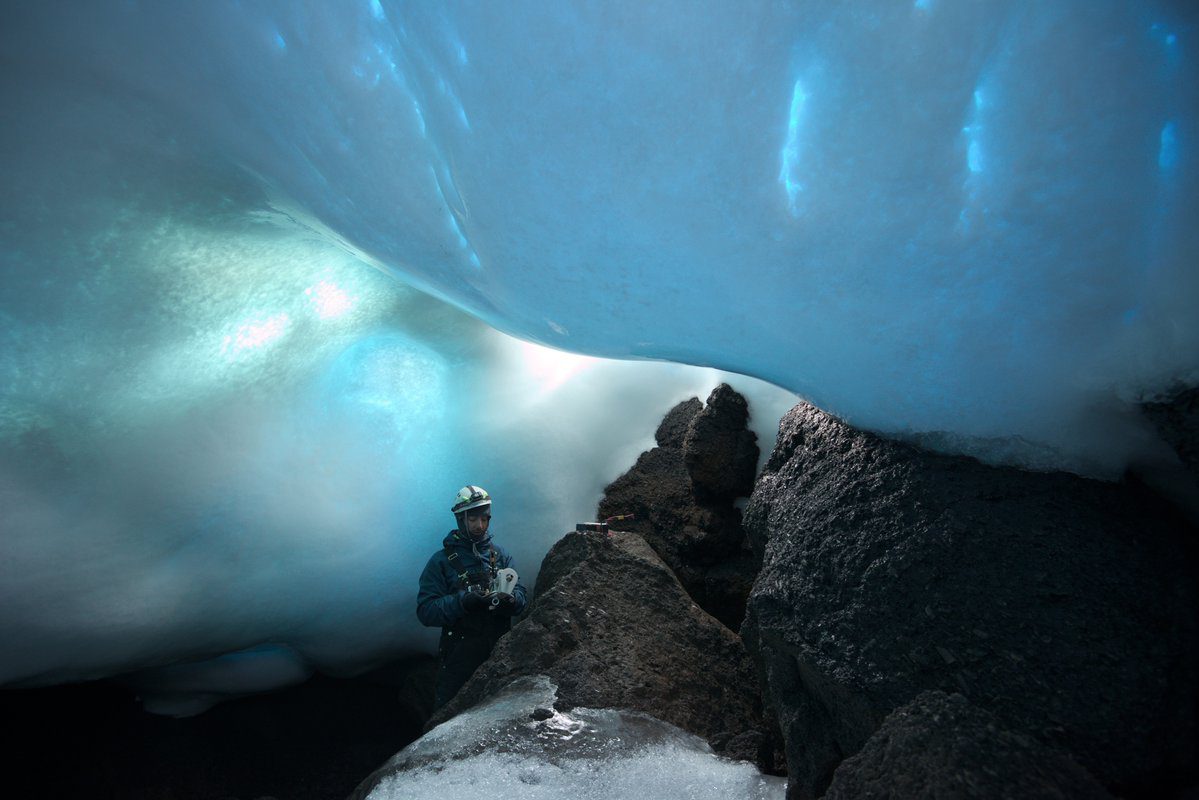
[442,529,493,552]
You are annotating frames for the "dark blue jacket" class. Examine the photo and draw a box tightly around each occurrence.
[417,530,529,628]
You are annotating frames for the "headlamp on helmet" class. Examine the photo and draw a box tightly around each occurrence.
[452,485,492,516]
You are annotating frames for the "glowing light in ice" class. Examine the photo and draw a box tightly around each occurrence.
[372,42,401,82]
[963,87,986,175]
[430,166,480,267]
[1159,122,1179,170]
[968,140,983,173]
[518,341,597,394]
[305,280,355,320]
[1152,22,1178,48]
[779,79,808,218]
[370,0,385,22]
[411,97,427,136]
[221,313,291,356]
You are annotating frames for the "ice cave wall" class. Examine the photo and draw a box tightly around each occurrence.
[1,0,1197,701]
[5,1,1197,472]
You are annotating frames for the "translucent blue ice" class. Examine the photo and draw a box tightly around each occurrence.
[1,0,1197,700]
[6,1,1192,469]
[779,79,808,216]
[1160,121,1180,169]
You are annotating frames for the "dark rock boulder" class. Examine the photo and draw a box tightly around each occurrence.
[825,691,1113,800]
[597,384,759,629]
[427,530,780,772]
[598,444,711,553]
[684,383,759,501]
[743,402,1198,799]
[656,396,703,449]
[597,444,747,627]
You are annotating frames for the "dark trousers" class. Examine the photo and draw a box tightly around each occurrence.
[433,626,500,710]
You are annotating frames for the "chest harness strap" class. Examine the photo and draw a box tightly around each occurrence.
[445,537,498,589]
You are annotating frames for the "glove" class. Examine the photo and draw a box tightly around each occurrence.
[461,591,488,614]
[490,592,518,616]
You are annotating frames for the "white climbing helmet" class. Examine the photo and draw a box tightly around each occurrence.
[452,485,492,516]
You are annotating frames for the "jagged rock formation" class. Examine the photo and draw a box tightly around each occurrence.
[655,396,703,449]
[426,530,780,772]
[743,402,1199,799]
[597,384,759,629]
[824,691,1113,800]
[683,385,759,501]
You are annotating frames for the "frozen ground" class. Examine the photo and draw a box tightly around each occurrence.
[361,676,786,800]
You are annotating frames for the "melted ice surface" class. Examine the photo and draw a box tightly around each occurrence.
[363,676,785,800]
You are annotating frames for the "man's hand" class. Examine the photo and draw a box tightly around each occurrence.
[461,591,488,614]
[490,592,518,616]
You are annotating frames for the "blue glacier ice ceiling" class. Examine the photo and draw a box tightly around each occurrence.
[1,1,1196,706]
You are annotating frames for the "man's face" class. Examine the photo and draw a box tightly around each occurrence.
[465,509,491,538]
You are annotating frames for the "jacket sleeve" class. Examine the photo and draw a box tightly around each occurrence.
[416,553,465,627]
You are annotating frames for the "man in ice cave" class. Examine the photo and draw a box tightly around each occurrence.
[417,484,529,710]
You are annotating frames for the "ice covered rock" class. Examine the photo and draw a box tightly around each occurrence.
[351,675,785,800]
